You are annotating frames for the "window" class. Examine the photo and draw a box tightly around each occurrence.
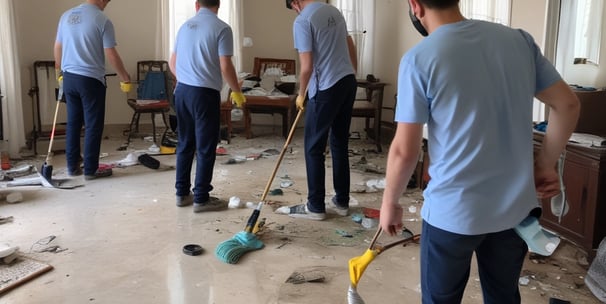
[573,0,603,65]
[459,0,511,26]
[166,0,243,70]
[331,0,375,78]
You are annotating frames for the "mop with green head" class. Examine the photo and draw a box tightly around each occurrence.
[215,109,305,264]
[215,202,265,264]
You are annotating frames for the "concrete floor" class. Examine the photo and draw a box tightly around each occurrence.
[0,124,601,303]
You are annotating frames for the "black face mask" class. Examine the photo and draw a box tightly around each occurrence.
[409,6,428,37]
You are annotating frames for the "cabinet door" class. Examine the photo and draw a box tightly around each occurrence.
[540,157,590,247]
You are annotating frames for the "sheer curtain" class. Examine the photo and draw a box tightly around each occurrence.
[574,0,603,64]
[332,0,375,78]
[459,0,511,25]
[0,0,26,157]
[159,0,243,71]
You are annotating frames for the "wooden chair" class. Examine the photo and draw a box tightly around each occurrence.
[252,57,296,77]
[125,61,172,146]
[352,79,387,152]
[237,57,296,138]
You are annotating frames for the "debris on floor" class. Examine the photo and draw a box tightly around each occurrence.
[0,191,23,204]
[586,237,606,302]
[0,244,19,264]
[286,269,326,284]
[223,157,246,165]
[30,236,68,254]
[0,216,14,225]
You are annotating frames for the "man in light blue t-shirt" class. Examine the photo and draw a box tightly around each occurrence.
[379,0,580,303]
[276,0,357,221]
[54,0,131,180]
[169,0,245,213]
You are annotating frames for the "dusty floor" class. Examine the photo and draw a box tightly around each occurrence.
[0,123,601,303]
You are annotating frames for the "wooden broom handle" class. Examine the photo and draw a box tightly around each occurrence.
[260,108,304,202]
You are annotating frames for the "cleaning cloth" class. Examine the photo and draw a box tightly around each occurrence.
[514,215,560,256]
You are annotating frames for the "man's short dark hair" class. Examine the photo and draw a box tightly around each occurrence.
[198,0,219,8]
[419,0,459,9]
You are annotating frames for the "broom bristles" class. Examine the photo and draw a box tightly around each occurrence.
[215,231,264,264]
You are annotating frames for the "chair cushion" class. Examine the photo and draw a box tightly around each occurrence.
[127,99,171,112]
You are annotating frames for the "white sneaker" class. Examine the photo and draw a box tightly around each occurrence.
[327,197,349,216]
[275,204,326,221]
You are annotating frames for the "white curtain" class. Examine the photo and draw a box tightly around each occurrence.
[459,0,511,25]
[556,0,576,75]
[332,0,375,78]
[0,0,26,157]
[156,0,171,61]
[218,0,243,71]
[574,0,603,64]
[162,0,243,71]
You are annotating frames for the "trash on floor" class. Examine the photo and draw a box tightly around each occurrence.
[0,252,53,294]
[586,237,606,302]
[0,216,14,225]
[223,157,246,165]
[269,189,283,196]
[228,196,243,208]
[6,192,23,204]
[30,235,68,254]
[246,153,262,160]
[216,146,228,155]
[138,154,160,169]
[286,269,326,284]
[116,153,139,167]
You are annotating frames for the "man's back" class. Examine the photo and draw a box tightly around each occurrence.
[396,20,562,235]
[174,8,232,90]
[293,2,354,97]
[56,3,114,82]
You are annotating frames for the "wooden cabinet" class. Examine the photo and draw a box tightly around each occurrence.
[534,132,606,260]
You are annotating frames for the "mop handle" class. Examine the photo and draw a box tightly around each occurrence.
[244,202,263,233]
[259,108,304,202]
[45,99,61,164]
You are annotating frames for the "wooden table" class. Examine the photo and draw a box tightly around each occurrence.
[221,94,296,139]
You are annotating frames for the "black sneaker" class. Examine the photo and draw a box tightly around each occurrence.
[84,168,113,180]
[193,197,227,213]
[176,194,193,207]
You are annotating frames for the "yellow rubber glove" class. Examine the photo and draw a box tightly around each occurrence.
[120,81,133,93]
[295,94,306,111]
[230,91,246,108]
[56,69,63,86]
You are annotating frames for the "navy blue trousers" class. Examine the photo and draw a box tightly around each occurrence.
[173,83,220,204]
[304,74,357,213]
[63,72,106,176]
[420,221,527,304]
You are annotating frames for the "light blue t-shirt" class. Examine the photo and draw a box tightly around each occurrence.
[55,3,116,83]
[293,2,355,98]
[173,8,233,91]
[396,20,562,235]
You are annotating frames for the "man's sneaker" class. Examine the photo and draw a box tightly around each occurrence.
[68,168,83,177]
[84,167,113,180]
[327,197,349,216]
[193,197,228,213]
[176,194,193,207]
[275,204,326,221]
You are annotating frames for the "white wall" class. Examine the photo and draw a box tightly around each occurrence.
[12,0,603,143]
[14,0,157,134]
